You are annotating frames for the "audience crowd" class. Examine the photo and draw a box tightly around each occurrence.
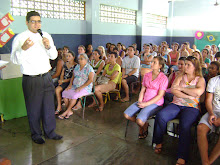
[50,41,220,165]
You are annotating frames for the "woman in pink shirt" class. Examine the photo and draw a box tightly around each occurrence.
[124,56,168,139]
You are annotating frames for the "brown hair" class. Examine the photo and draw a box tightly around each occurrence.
[192,51,203,66]
[185,56,202,77]
[154,56,165,73]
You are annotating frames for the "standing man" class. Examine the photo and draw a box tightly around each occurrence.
[121,45,140,102]
[11,11,62,144]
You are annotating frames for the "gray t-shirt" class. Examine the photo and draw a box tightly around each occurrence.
[122,55,140,78]
[206,75,220,112]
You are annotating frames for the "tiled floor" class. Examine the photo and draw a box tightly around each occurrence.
[0,95,219,165]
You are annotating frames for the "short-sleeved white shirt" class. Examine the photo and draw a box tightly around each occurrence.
[122,55,140,78]
[206,75,220,112]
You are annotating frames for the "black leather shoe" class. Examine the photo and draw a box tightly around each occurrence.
[32,138,45,144]
[52,134,63,140]
[45,134,63,140]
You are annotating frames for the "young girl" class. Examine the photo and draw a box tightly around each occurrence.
[55,51,77,115]
[124,56,168,139]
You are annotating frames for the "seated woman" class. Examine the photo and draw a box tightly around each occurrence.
[117,42,126,59]
[58,53,94,119]
[200,61,220,115]
[160,46,171,74]
[192,51,203,67]
[98,46,107,61]
[153,56,205,165]
[88,52,121,111]
[50,48,65,86]
[124,56,168,139]
[139,44,153,69]
[90,49,105,79]
[202,48,211,76]
[55,51,77,115]
[164,57,186,107]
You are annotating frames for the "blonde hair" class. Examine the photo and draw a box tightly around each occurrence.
[98,46,106,57]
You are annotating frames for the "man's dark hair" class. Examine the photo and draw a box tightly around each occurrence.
[109,51,118,58]
[63,46,69,50]
[26,11,41,22]
[128,45,135,51]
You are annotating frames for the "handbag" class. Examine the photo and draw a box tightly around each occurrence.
[97,75,110,85]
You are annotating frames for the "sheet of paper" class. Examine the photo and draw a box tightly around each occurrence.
[0,54,22,79]
[0,60,9,67]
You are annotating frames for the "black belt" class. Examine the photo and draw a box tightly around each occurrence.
[23,72,48,77]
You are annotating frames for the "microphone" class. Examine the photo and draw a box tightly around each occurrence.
[37,29,43,38]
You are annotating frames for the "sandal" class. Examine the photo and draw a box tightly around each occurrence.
[55,109,61,115]
[154,146,162,154]
[58,115,65,120]
[176,163,185,165]
[65,113,73,119]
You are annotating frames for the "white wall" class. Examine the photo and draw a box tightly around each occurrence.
[141,0,169,36]
[167,0,220,37]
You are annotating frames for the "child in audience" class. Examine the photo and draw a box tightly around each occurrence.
[132,43,139,56]
[124,56,168,139]
[121,46,140,102]
[153,56,205,165]
[139,44,153,69]
[197,75,220,165]
[55,51,77,114]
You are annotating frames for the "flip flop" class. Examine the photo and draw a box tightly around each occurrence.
[58,115,65,120]
[65,113,73,119]
[55,109,61,115]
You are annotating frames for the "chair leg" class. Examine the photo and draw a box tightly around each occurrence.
[107,93,110,101]
[1,114,4,123]
[118,92,121,99]
[125,120,130,138]
[93,95,99,107]
[82,97,87,119]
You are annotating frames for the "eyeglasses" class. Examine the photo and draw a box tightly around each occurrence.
[29,20,42,24]
[78,58,85,60]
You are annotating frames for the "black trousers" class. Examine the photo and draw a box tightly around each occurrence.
[22,73,56,140]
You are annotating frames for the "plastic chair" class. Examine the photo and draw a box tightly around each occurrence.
[102,72,122,104]
[79,78,99,119]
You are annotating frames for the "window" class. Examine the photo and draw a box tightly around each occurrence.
[145,13,167,29]
[100,4,136,25]
[10,0,85,20]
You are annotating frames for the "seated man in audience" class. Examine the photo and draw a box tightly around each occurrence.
[197,75,220,165]
[120,45,140,102]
